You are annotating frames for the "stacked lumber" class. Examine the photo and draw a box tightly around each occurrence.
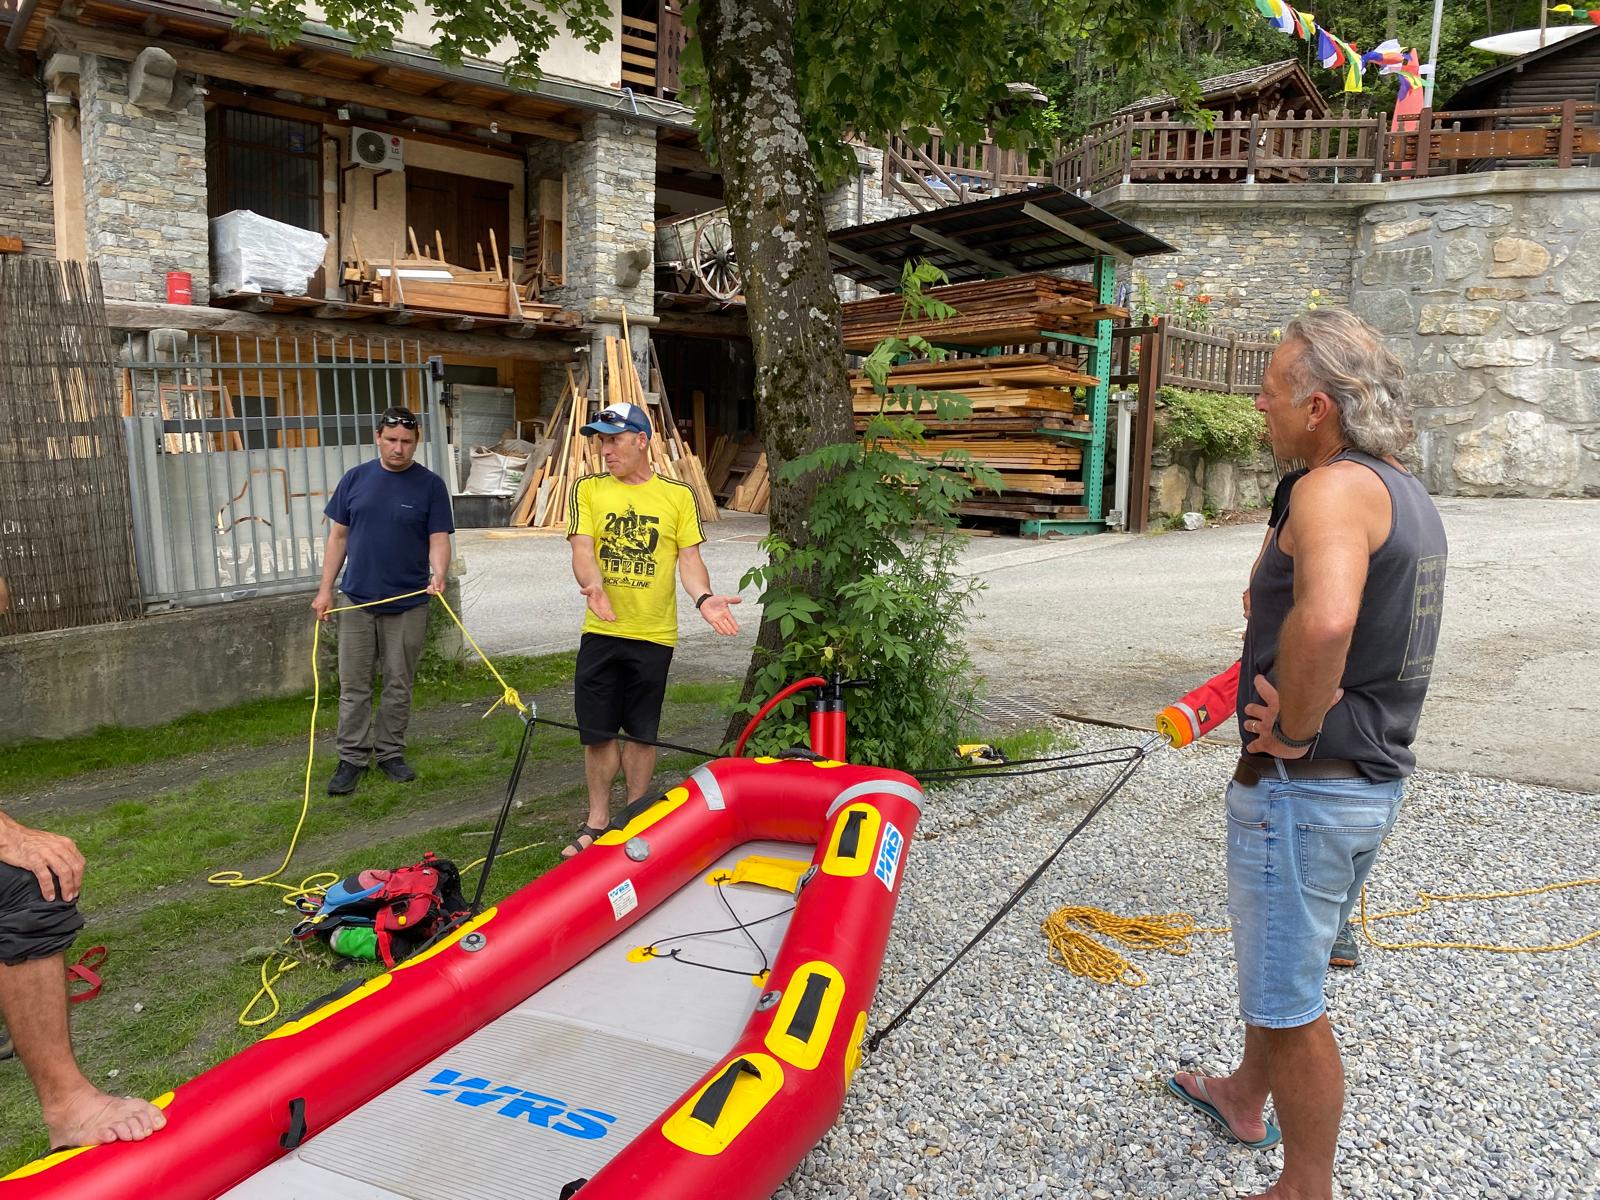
[840,274,1125,350]
[510,365,600,528]
[705,436,769,515]
[344,226,579,325]
[726,453,769,513]
[510,319,718,527]
[850,352,1093,523]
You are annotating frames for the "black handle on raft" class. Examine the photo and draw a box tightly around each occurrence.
[690,1057,761,1129]
[279,1097,307,1150]
[558,1179,588,1198]
[785,971,833,1045]
[835,808,868,859]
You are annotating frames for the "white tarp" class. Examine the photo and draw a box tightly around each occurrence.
[210,210,329,297]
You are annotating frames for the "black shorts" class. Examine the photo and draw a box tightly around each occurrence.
[574,633,674,746]
[0,861,84,967]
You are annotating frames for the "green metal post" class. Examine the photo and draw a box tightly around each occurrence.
[1018,254,1117,538]
[1086,253,1114,523]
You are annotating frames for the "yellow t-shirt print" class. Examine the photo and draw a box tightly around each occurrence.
[569,473,705,646]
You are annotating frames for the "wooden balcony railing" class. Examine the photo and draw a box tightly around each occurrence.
[881,131,1057,211]
[1054,100,1600,194]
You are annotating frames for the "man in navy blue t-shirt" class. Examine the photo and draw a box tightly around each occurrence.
[313,407,454,795]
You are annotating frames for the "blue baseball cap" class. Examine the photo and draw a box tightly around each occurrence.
[580,403,651,437]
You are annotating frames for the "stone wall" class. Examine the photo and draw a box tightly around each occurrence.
[1109,199,1356,331]
[1149,443,1280,519]
[78,53,209,303]
[1350,186,1600,497]
[0,594,315,742]
[0,53,55,255]
[1099,172,1600,499]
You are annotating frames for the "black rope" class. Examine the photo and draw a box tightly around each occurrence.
[866,737,1160,1053]
[915,746,1149,782]
[638,877,795,979]
[530,714,723,762]
[469,714,539,914]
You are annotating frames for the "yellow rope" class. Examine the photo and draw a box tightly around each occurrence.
[1045,876,1600,988]
[1356,878,1600,954]
[238,948,302,1028]
[208,590,536,1025]
[1041,907,1229,988]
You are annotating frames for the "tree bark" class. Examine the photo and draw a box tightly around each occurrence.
[698,0,855,729]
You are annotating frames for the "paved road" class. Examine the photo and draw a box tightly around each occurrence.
[458,498,1598,792]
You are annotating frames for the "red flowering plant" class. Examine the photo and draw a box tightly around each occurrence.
[1133,275,1215,328]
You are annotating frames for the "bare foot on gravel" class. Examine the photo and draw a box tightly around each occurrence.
[44,1087,166,1149]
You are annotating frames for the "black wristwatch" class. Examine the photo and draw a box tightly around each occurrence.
[1272,718,1319,749]
[694,592,713,610]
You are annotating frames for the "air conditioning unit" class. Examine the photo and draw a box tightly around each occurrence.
[349,128,403,170]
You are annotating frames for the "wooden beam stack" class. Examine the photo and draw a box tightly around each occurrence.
[840,274,1124,350]
[851,352,1095,523]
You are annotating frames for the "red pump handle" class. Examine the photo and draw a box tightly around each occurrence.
[734,676,827,757]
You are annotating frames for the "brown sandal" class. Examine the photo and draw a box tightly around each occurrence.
[561,823,607,859]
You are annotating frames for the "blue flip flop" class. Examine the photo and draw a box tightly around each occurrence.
[1166,1075,1282,1149]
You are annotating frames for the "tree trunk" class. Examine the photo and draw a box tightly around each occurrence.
[698,0,855,732]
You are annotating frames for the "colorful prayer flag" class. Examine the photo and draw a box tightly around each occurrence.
[1317,28,1347,68]
[1293,9,1317,39]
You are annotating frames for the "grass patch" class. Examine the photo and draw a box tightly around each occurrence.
[991,726,1077,762]
[0,653,576,794]
[0,671,731,1175]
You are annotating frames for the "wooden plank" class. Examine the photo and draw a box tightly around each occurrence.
[48,20,581,142]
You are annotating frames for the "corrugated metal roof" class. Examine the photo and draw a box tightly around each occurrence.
[826,185,1174,287]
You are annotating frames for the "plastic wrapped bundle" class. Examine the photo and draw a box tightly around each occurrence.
[209,210,329,297]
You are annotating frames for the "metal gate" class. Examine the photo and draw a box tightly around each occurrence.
[122,333,447,607]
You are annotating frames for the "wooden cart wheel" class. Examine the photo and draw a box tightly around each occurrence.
[692,215,741,301]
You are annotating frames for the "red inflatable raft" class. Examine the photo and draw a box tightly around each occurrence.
[4,690,920,1200]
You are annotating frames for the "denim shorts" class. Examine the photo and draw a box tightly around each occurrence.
[1225,766,1404,1028]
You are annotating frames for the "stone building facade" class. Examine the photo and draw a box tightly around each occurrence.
[76,53,209,302]
[0,54,55,255]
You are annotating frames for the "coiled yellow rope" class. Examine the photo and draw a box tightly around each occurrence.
[1045,876,1600,988]
[220,590,538,1026]
[1041,907,1229,988]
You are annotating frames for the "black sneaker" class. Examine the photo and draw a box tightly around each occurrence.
[376,757,417,783]
[327,760,366,795]
[1329,920,1361,969]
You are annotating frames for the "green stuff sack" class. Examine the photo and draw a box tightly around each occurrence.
[328,926,379,962]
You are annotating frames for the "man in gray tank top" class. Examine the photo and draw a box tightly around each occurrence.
[1165,309,1447,1200]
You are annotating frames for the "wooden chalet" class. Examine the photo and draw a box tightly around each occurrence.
[1440,26,1600,169]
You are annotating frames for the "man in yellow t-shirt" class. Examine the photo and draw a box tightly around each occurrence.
[564,401,741,856]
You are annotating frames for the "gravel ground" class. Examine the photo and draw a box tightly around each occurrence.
[778,721,1600,1200]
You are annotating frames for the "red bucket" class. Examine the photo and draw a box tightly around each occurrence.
[166,270,193,305]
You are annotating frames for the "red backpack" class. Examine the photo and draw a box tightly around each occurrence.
[292,853,469,967]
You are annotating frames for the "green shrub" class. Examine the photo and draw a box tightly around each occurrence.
[736,262,996,774]
[1157,386,1267,462]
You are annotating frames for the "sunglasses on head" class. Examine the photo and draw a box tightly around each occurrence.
[378,413,419,429]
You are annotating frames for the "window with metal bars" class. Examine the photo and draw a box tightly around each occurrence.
[207,109,323,233]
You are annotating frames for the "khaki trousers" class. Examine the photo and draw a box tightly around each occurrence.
[334,598,429,764]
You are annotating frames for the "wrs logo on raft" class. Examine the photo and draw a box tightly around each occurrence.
[874,822,904,892]
[422,1067,618,1140]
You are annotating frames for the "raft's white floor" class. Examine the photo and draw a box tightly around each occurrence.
[220,840,801,1200]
